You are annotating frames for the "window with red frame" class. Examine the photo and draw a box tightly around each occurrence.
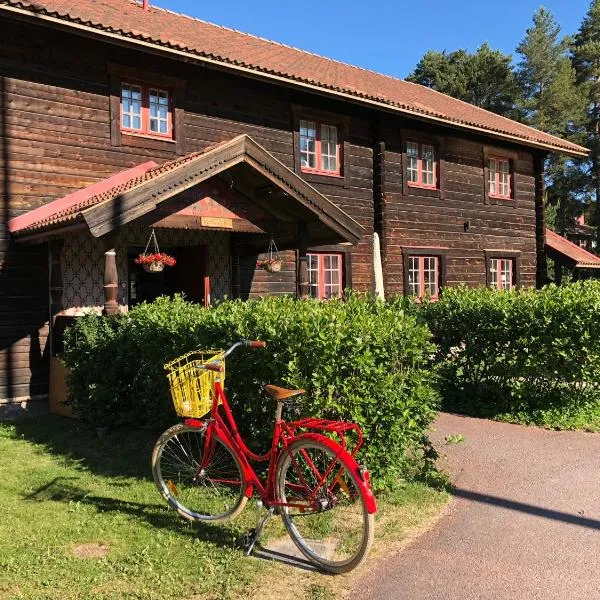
[490,258,513,290]
[307,253,343,299]
[300,120,340,175]
[406,141,437,188]
[407,255,439,299]
[488,157,511,198]
[121,82,172,138]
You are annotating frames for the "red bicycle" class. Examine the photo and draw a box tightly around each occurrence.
[152,340,377,573]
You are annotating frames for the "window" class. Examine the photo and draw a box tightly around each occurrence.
[121,82,172,138]
[488,157,512,199]
[307,253,343,299]
[300,120,340,175]
[490,258,513,290]
[407,141,437,188]
[407,256,439,299]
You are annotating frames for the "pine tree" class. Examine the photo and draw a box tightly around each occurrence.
[517,7,587,235]
[407,44,520,117]
[573,0,600,247]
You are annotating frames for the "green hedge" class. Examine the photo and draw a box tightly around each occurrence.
[63,295,439,486]
[420,282,600,429]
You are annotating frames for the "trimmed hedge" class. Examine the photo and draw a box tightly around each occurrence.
[421,282,600,429]
[63,295,439,486]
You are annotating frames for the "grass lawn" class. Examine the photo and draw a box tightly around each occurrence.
[0,416,448,600]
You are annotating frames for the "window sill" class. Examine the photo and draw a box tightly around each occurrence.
[299,170,347,188]
[405,184,441,199]
[121,131,176,143]
[489,194,512,201]
[408,182,437,190]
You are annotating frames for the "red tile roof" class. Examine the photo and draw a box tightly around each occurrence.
[1,0,588,157]
[9,146,213,235]
[545,228,600,269]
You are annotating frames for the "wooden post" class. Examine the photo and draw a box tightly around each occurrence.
[554,260,562,285]
[534,152,548,288]
[297,222,310,299]
[102,233,119,316]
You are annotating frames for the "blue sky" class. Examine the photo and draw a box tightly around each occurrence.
[152,0,591,78]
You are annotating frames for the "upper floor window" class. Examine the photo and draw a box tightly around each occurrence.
[307,253,343,299]
[488,157,511,199]
[121,82,172,138]
[300,120,340,175]
[408,255,439,299]
[490,258,513,290]
[407,141,437,188]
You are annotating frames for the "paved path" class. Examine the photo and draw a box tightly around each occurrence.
[358,413,600,600]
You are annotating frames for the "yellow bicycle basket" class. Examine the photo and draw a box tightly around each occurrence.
[164,350,225,418]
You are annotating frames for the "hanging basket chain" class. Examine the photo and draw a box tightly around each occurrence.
[143,228,161,256]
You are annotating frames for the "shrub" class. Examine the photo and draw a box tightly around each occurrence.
[420,282,600,429]
[63,294,439,486]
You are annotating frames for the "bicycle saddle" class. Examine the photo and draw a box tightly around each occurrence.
[263,384,305,401]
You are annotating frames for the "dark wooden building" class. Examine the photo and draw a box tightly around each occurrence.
[0,0,588,414]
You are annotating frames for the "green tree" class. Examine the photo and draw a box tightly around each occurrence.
[407,43,520,117]
[517,7,588,235]
[573,0,600,246]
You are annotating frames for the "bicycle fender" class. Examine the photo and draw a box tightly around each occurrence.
[290,432,378,514]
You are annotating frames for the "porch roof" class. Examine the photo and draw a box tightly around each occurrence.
[8,135,364,246]
[545,228,600,269]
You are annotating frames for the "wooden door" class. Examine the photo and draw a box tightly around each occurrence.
[174,245,209,304]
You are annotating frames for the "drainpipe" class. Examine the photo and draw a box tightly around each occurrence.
[142,0,149,10]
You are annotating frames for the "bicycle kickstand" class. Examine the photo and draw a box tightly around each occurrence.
[245,502,275,556]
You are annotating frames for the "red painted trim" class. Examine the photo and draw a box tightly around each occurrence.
[120,81,173,139]
[488,156,512,199]
[8,161,158,233]
[407,140,438,189]
[409,255,439,299]
[300,120,340,176]
[307,252,343,300]
[490,257,513,290]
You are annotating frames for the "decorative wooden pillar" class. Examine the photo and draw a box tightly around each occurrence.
[297,222,310,299]
[102,233,119,316]
[534,152,548,288]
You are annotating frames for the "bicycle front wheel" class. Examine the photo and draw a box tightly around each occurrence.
[152,423,247,522]
[276,437,374,573]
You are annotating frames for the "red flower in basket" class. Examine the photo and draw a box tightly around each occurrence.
[135,252,176,272]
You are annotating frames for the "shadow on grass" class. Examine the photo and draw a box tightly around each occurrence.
[7,414,162,480]
[23,475,245,550]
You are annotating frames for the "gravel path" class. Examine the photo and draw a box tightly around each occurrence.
[357,413,600,600]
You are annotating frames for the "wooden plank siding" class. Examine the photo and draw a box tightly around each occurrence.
[0,15,543,405]
[378,120,537,296]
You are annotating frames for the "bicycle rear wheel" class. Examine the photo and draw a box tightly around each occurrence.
[275,437,374,573]
[152,423,247,522]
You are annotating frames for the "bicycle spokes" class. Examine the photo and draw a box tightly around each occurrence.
[277,440,370,569]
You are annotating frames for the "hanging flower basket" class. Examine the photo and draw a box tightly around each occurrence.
[257,238,282,273]
[136,229,175,274]
[135,252,176,273]
[258,257,282,273]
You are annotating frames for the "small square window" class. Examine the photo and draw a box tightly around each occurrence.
[490,258,514,290]
[306,253,343,299]
[406,141,437,189]
[488,157,512,199]
[121,82,172,139]
[299,119,340,175]
[407,255,440,299]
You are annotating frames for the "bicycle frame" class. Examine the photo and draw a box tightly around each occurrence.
[184,376,377,514]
